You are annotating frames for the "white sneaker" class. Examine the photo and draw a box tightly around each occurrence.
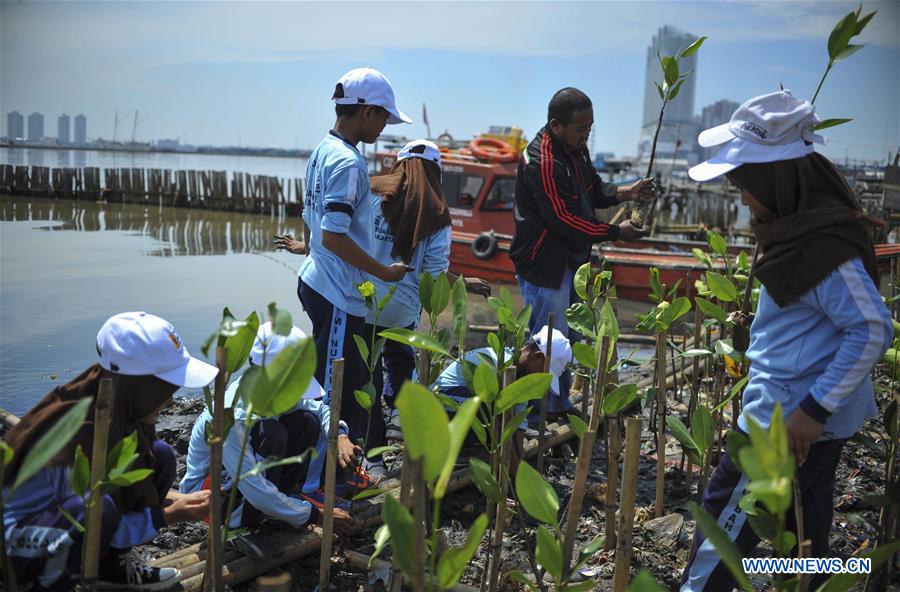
[385,407,403,441]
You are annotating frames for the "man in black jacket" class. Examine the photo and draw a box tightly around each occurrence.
[511,87,651,411]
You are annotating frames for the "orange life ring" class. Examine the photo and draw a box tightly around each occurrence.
[468,138,518,163]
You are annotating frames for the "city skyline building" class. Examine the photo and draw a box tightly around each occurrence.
[638,25,700,172]
[74,114,87,145]
[27,111,44,141]
[58,113,70,144]
[7,111,24,139]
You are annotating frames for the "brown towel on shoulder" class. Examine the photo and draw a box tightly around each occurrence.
[371,157,451,265]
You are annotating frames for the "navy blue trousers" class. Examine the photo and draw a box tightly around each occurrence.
[681,437,847,591]
[297,279,369,447]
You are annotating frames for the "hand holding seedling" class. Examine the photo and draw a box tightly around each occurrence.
[617,219,650,242]
[465,276,491,298]
[273,233,308,255]
[785,406,825,465]
[618,178,656,205]
[337,434,362,469]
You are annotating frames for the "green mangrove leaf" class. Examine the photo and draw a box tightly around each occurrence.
[515,462,560,525]
[438,513,489,589]
[474,362,499,404]
[419,271,434,314]
[379,328,451,357]
[566,303,597,340]
[431,272,451,316]
[249,338,315,417]
[572,342,598,369]
[535,525,563,582]
[436,397,480,499]
[369,524,391,568]
[691,405,715,455]
[267,303,292,336]
[667,416,701,465]
[690,502,752,591]
[603,383,639,417]
[396,382,450,483]
[468,457,503,505]
[72,445,90,497]
[382,494,415,577]
[706,271,738,302]
[568,414,588,439]
[574,262,592,301]
[815,118,853,130]
[680,35,708,58]
[497,373,553,414]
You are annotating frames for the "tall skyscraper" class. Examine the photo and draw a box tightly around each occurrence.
[74,114,87,145]
[58,113,71,144]
[7,111,24,139]
[27,112,44,141]
[699,100,739,160]
[638,26,700,171]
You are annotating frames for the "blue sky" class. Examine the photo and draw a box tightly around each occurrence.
[2,1,897,162]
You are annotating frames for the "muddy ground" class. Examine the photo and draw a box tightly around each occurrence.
[140,365,899,592]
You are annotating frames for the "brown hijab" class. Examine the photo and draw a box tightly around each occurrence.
[3,364,177,513]
[371,156,452,265]
[727,152,882,306]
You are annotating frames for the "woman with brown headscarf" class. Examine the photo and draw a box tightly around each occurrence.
[681,91,893,592]
[3,312,217,591]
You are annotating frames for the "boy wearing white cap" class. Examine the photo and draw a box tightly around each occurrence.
[681,91,893,592]
[180,323,356,537]
[364,140,490,464]
[3,312,218,591]
[275,67,411,460]
[430,325,572,466]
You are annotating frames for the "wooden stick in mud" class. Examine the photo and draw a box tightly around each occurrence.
[488,366,518,591]
[655,330,668,518]
[318,358,344,592]
[604,416,621,551]
[613,417,643,592]
[81,377,114,591]
[344,551,480,592]
[204,346,228,592]
[562,337,610,574]
[411,347,429,592]
[536,312,555,474]
[686,302,702,493]
[794,477,810,592]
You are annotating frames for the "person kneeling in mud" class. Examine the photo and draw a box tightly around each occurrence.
[431,325,572,471]
[180,322,357,542]
[3,312,217,591]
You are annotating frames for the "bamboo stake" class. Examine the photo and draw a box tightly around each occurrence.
[536,312,555,474]
[411,348,429,592]
[204,346,228,592]
[613,418,642,592]
[604,416,621,551]
[562,338,610,571]
[318,358,345,592]
[686,303,702,494]
[81,377,114,591]
[488,367,518,591]
[655,330,667,518]
[794,477,810,592]
[344,551,480,592]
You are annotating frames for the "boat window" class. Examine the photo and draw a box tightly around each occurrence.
[482,177,516,211]
[441,173,484,209]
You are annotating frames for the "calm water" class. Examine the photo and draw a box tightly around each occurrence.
[0,147,309,179]
[0,196,310,415]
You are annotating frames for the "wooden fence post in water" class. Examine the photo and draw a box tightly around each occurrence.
[318,358,344,592]
[81,377,114,592]
[613,417,642,592]
[536,312,555,474]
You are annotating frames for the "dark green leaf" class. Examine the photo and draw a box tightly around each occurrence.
[691,502,752,591]
[603,384,639,417]
[694,297,728,324]
[574,262,592,301]
[353,335,369,363]
[474,362,499,404]
[501,407,533,446]
[72,445,90,497]
[396,382,450,483]
[224,311,260,374]
[654,81,664,100]
[828,9,858,60]
[366,445,400,459]
[12,397,92,493]
[438,513,488,589]
[726,430,750,473]
[815,118,853,131]
[714,375,749,412]
[106,430,138,474]
[267,303,292,336]
[628,569,666,591]
[515,461,559,524]
[835,42,866,62]
[353,389,373,412]
[662,297,692,329]
[649,268,663,301]
[707,231,727,256]
[497,373,552,413]
[241,449,315,479]
[469,457,503,505]
[667,78,685,101]
[706,272,738,302]
[576,533,606,567]
[379,328,451,357]
[691,405,715,456]
[353,487,390,501]
[568,414,588,439]
[368,524,390,568]
[535,525,563,582]
[668,416,701,465]
[487,333,502,358]
[680,35,708,58]
[572,342,598,369]
[499,286,514,310]
[773,530,797,557]
[598,300,619,346]
[382,494,415,577]
[249,338,316,417]
[661,56,679,86]
[431,272,451,316]
[566,303,597,340]
[419,271,434,314]
[107,468,155,487]
[436,397,480,498]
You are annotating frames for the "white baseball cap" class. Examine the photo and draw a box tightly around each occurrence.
[333,67,412,125]
[397,139,442,168]
[531,325,572,395]
[96,312,218,389]
[689,90,826,182]
[249,322,324,401]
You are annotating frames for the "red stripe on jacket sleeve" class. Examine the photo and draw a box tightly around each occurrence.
[539,134,610,237]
